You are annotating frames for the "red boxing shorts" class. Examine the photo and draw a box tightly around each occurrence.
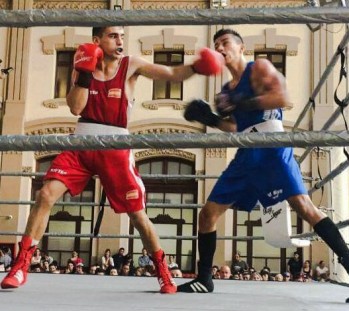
[44,149,145,214]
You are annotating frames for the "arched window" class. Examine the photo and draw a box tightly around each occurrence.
[133,157,198,272]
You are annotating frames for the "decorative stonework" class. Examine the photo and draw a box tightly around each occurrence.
[131,0,209,9]
[41,28,91,55]
[205,148,227,158]
[230,1,306,8]
[244,28,300,56]
[140,28,197,56]
[33,0,108,9]
[22,166,33,173]
[34,151,60,160]
[142,99,185,110]
[0,0,10,9]
[133,127,197,135]
[311,148,328,160]
[43,98,67,108]
[134,148,195,161]
[25,126,75,135]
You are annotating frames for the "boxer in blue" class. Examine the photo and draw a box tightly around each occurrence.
[178,28,349,293]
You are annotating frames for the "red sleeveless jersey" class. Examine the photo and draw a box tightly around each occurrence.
[81,56,130,128]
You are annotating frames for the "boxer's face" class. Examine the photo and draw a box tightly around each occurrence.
[214,33,244,66]
[94,26,124,60]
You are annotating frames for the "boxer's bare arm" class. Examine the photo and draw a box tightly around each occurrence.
[250,59,291,110]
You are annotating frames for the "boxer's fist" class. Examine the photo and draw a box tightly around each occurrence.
[192,48,224,76]
[184,99,221,127]
[74,43,103,73]
[214,91,240,117]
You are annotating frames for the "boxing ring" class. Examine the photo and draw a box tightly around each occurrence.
[2,3,349,308]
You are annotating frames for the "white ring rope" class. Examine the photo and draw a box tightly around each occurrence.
[1,131,349,151]
[0,7,348,27]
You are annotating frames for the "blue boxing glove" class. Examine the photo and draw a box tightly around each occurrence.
[184,99,222,127]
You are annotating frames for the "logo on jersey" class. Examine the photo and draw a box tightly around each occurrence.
[49,168,68,175]
[90,90,98,95]
[126,190,139,200]
[108,88,122,98]
[267,189,283,200]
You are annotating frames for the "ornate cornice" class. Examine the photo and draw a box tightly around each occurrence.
[206,148,227,158]
[311,148,328,160]
[33,0,108,9]
[230,1,306,8]
[25,126,74,135]
[142,99,185,110]
[131,0,209,9]
[34,151,60,160]
[131,0,306,9]
[132,127,197,135]
[0,0,10,9]
[43,98,67,108]
[134,148,195,161]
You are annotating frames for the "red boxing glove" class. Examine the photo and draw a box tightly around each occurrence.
[74,43,103,73]
[192,47,224,76]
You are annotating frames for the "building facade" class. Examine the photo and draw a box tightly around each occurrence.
[0,0,348,281]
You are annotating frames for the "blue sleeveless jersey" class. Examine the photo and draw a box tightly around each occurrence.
[208,61,307,211]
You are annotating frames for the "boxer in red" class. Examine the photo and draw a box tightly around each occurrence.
[1,26,224,294]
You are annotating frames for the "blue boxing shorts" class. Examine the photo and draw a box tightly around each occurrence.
[207,147,307,212]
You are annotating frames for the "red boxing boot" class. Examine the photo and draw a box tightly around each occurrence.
[1,235,36,289]
[152,249,177,294]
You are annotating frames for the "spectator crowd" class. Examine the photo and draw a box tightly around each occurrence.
[0,245,330,283]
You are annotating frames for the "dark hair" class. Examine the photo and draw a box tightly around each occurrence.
[213,28,244,44]
[92,26,124,38]
[92,27,106,38]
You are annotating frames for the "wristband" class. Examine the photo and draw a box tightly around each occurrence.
[76,71,93,88]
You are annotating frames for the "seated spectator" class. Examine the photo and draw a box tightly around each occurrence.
[302,260,313,282]
[41,260,50,273]
[138,248,153,268]
[49,262,60,274]
[273,273,283,282]
[30,248,42,270]
[283,271,291,282]
[170,267,182,278]
[231,272,241,280]
[315,260,330,282]
[75,263,85,275]
[101,248,114,271]
[211,265,220,279]
[120,264,131,276]
[95,267,106,275]
[231,251,248,274]
[40,251,54,266]
[65,260,76,274]
[109,267,118,276]
[251,271,262,281]
[135,266,145,276]
[168,255,179,269]
[260,270,270,281]
[242,271,251,281]
[89,264,99,275]
[123,253,135,275]
[30,263,42,273]
[219,265,232,279]
[112,247,125,272]
[68,251,83,267]
[0,247,12,271]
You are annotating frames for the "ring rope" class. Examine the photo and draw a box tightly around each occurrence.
[298,106,346,163]
[293,28,349,130]
[0,7,348,27]
[2,131,349,151]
